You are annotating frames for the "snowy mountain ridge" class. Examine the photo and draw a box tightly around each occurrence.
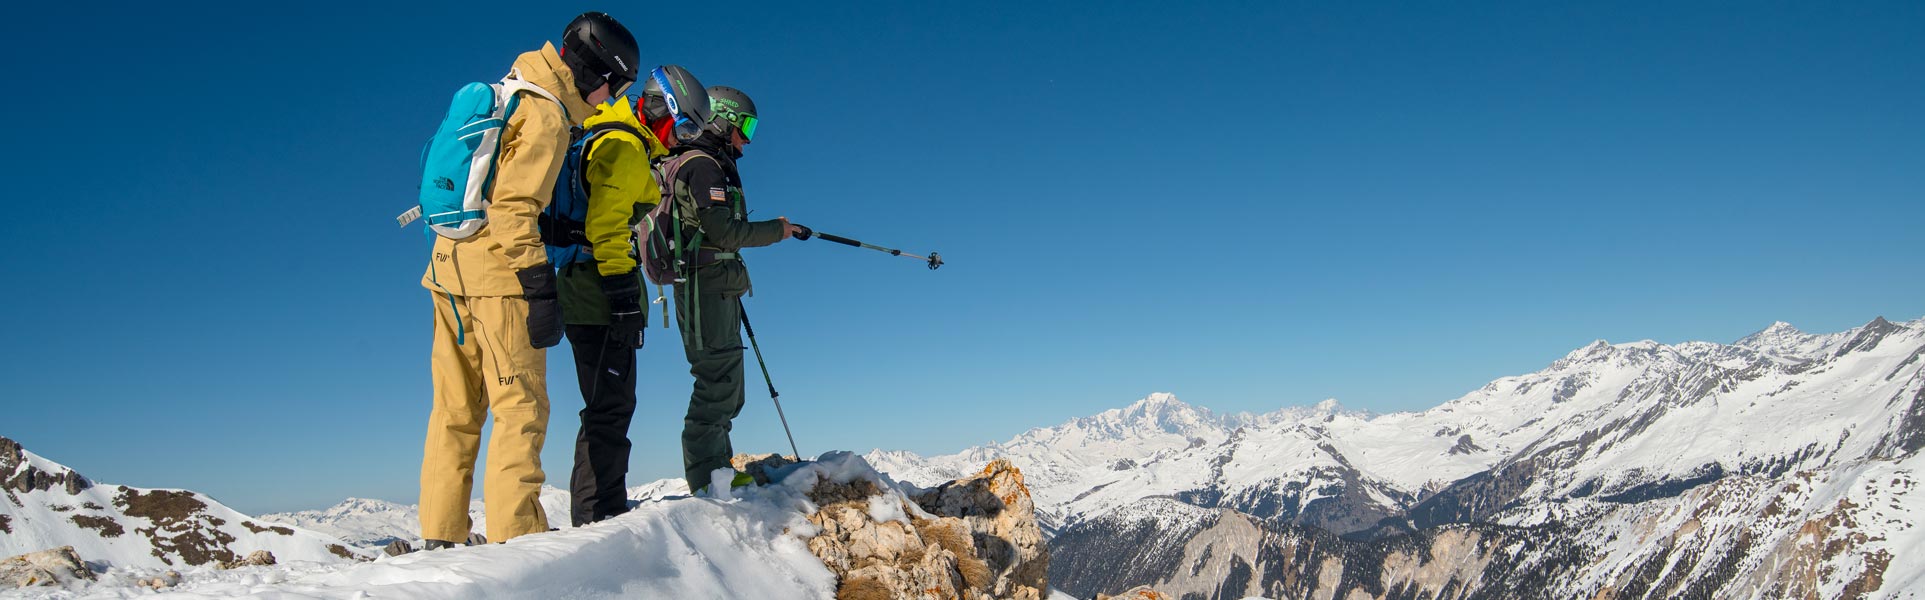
[874,316,1925,531]
[873,316,1925,598]
[0,437,367,571]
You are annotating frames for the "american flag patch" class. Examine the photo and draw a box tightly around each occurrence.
[709,188,728,202]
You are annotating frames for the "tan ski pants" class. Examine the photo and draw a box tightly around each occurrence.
[420,293,551,543]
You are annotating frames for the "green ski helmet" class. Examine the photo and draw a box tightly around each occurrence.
[707,86,759,141]
[640,65,714,143]
[559,12,640,101]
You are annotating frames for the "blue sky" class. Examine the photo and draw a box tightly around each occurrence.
[2,1,1920,514]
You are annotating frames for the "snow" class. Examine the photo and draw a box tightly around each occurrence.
[865,495,908,524]
[867,317,1925,549]
[7,454,924,600]
[0,447,366,571]
[259,481,690,548]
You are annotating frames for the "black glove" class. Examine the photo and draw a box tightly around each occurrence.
[516,266,563,349]
[601,270,645,350]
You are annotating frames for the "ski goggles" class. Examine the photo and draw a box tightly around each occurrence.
[735,113,759,141]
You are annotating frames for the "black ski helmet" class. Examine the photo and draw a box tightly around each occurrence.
[640,65,714,142]
[706,86,758,140]
[560,12,640,101]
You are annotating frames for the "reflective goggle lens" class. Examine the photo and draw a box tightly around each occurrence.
[674,115,703,139]
[737,114,758,141]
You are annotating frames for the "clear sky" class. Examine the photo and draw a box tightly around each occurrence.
[2,1,1920,514]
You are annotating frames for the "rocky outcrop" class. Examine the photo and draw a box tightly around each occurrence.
[797,455,1049,600]
[0,546,94,588]
[2,437,90,503]
[1095,586,1171,600]
[1,436,369,570]
[217,550,276,570]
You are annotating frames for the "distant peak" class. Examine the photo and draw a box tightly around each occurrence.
[1313,398,1343,413]
[1737,319,1813,350]
[1560,340,1612,362]
[1122,393,1193,415]
[1138,392,1182,406]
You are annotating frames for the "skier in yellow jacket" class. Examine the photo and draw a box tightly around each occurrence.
[551,93,670,526]
[417,13,640,549]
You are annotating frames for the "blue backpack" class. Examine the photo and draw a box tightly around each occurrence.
[540,121,645,266]
[398,71,565,238]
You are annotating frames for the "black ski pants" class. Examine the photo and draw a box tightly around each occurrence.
[564,324,637,526]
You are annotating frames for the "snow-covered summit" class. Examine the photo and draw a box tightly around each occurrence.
[0,437,366,571]
[873,316,1925,542]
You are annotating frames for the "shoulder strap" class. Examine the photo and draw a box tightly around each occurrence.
[584,121,643,139]
[499,69,569,121]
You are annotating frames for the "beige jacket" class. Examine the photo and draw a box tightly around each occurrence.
[422,42,597,296]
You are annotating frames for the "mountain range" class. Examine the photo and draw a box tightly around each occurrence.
[869,317,1925,599]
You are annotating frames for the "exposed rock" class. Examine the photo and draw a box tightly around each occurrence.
[218,550,277,570]
[735,452,802,484]
[134,570,181,590]
[0,546,95,588]
[383,540,414,556]
[241,520,294,536]
[1096,586,1172,600]
[1,436,92,503]
[326,544,359,561]
[1448,434,1486,455]
[0,514,10,534]
[910,459,1050,599]
[115,486,238,566]
[803,458,1049,600]
[70,514,124,537]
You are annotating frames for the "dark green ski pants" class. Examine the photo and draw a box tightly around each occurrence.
[676,285,746,492]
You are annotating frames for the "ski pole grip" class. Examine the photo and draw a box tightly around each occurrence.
[793,224,813,241]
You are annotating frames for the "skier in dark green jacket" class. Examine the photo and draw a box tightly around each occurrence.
[666,85,802,494]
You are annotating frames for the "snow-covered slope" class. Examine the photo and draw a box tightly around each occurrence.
[958,316,1924,599]
[9,453,1074,600]
[0,437,367,570]
[875,317,1925,542]
[260,480,691,548]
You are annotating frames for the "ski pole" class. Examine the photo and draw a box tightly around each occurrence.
[793,225,943,270]
[739,300,802,461]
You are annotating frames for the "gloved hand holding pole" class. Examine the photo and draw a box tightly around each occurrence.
[793,224,943,270]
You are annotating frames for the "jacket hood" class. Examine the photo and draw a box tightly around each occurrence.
[510,42,597,126]
[585,96,669,161]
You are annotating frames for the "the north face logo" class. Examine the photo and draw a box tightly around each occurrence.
[434,177,456,191]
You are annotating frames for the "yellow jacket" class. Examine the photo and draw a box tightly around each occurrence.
[421,42,597,296]
[579,97,670,276]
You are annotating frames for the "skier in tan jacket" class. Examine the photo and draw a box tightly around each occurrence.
[416,12,640,549]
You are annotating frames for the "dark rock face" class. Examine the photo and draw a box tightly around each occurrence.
[1878,381,1925,458]
[114,486,239,567]
[70,514,124,538]
[1052,504,1589,600]
[1050,501,1217,599]
[1834,317,1899,358]
[1,437,92,502]
[1598,463,1725,504]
